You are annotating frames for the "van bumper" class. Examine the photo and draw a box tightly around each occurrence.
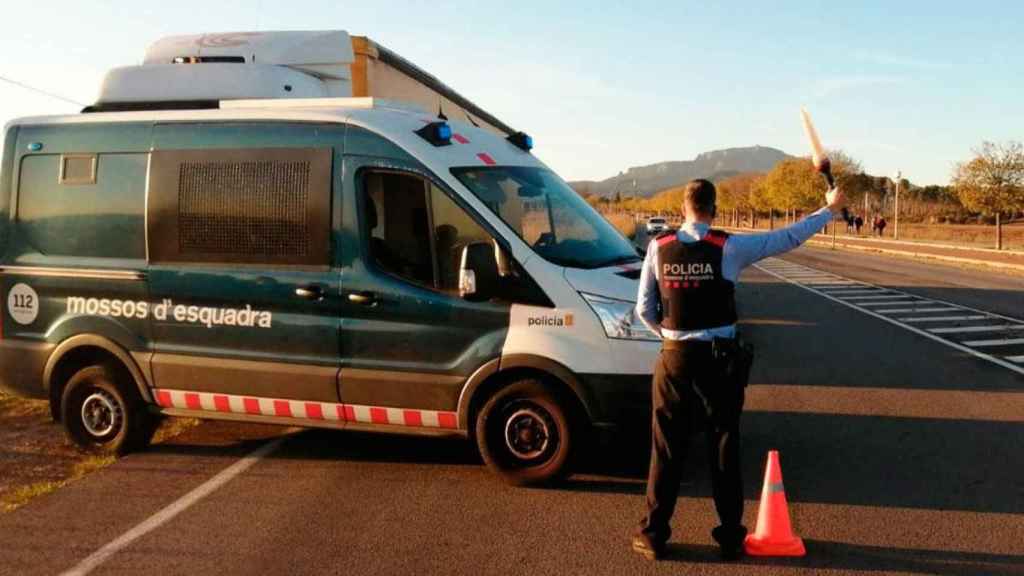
[578,372,651,432]
[0,340,53,399]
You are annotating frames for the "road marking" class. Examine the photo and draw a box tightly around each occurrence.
[58,437,287,576]
[857,301,925,307]
[755,258,1024,376]
[961,338,1024,347]
[874,307,963,314]
[841,295,916,301]
[899,315,989,323]
[1007,356,1024,363]
[929,325,1024,335]
[815,289,884,295]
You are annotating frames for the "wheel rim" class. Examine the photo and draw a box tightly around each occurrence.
[80,390,121,438]
[503,404,554,461]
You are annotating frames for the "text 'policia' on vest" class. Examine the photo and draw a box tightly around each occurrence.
[656,229,737,331]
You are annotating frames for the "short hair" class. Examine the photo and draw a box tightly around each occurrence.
[684,179,716,215]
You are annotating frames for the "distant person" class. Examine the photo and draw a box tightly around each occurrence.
[876,216,887,237]
[631,179,845,561]
[854,215,864,235]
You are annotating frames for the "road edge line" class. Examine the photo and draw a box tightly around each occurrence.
[58,436,287,576]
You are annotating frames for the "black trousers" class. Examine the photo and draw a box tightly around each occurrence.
[639,340,747,547]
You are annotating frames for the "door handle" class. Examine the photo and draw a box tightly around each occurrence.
[295,285,326,301]
[347,291,379,306]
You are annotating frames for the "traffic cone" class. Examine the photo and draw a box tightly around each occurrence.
[744,450,806,556]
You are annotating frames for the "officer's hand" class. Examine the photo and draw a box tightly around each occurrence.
[826,186,846,213]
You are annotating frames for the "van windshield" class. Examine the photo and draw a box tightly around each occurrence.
[451,166,640,269]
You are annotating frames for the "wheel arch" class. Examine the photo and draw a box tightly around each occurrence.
[43,334,152,421]
[457,354,595,433]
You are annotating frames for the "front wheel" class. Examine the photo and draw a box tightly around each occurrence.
[61,364,155,455]
[476,380,578,486]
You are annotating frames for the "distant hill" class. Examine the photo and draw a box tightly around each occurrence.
[570,146,794,198]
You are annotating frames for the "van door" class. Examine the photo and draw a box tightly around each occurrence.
[146,123,343,405]
[337,154,512,417]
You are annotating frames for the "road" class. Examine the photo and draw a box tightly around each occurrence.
[1,245,1022,575]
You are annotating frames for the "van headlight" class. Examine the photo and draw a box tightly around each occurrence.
[581,293,659,341]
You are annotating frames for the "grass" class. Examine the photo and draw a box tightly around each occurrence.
[0,455,115,513]
[0,390,200,514]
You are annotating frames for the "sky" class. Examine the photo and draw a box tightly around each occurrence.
[1,0,1022,186]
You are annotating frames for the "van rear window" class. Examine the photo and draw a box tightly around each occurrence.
[148,148,331,266]
[17,153,146,259]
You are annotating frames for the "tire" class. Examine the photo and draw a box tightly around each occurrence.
[60,363,155,455]
[475,379,578,486]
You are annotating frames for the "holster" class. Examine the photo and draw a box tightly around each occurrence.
[711,335,755,390]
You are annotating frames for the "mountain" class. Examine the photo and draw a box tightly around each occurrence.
[570,146,794,198]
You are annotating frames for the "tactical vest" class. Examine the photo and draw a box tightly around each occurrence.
[656,229,737,331]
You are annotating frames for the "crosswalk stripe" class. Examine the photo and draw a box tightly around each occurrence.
[929,325,1024,335]
[874,307,962,314]
[842,295,915,301]
[962,338,1024,347]
[1006,355,1024,363]
[858,301,925,307]
[899,315,989,323]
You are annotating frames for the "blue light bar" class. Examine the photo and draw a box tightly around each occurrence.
[507,131,533,152]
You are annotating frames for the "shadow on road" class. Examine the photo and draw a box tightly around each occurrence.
[661,540,1024,575]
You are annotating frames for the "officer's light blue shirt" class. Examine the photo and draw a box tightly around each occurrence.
[636,207,833,341]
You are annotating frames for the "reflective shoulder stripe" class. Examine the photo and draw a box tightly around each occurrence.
[656,233,677,247]
[703,230,729,248]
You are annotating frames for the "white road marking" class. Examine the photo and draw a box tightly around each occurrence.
[815,289,883,295]
[961,338,1024,347]
[1007,356,1024,363]
[755,258,1024,376]
[899,315,989,323]
[841,295,915,301]
[858,301,926,307]
[929,325,1024,335]
[58,436,287,576]
[874,307,963,314]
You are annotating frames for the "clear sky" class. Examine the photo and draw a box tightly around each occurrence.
[1,0,1021,186]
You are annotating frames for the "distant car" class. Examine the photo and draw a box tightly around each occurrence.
[646,217,669,234]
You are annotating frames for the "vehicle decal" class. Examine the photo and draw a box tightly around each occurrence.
[7,283,39,325]
[452,133,470,144]
[477,152,496,165]
[154,389,459,429]
[65,296,272,328]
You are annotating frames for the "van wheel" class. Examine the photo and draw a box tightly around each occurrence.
[476,380,577,486]
[61,364,155,455]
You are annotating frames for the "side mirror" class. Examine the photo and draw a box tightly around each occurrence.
[460,241,502,301]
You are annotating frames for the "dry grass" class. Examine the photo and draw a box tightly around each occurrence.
[603,212,637,239]
[0,391,199,514]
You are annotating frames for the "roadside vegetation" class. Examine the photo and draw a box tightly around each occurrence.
[0,391,198,513]
[588,141,1024,250]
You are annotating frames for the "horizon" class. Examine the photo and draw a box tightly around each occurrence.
[3,1,1023,187]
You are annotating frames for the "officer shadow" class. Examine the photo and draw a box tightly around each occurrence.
[662,540,1024,575]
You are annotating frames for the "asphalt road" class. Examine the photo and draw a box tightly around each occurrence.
[1,245,1022,575]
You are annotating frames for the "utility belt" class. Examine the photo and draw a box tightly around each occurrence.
[661,334,755,389]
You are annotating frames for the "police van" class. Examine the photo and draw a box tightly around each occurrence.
[0,31,658,485]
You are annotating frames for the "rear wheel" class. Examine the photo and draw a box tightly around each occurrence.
[476,379,578,486]
[61,364,155,455]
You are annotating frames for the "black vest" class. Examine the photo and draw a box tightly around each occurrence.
[656,229,737,331]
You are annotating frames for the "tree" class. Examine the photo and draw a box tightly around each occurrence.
[718,173,762,226]
[952,141,1024,249]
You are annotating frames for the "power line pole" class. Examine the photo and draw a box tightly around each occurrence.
[893,170,901,240]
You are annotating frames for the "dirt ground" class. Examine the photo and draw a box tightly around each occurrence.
[0,392,196,513]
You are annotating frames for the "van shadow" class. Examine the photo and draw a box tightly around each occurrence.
[662,540,1024,575]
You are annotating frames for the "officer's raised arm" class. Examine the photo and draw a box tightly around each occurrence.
[724,186,846,274]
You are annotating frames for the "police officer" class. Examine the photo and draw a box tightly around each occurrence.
[631,179,845,561]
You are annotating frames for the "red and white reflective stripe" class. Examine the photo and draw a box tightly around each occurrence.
[154,389,458,430]
[477,152,496,165]
[452,133,470,144]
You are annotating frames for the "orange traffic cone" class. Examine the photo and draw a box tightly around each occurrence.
[744,450,806,557]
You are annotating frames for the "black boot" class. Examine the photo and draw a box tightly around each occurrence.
[712,525,748,561]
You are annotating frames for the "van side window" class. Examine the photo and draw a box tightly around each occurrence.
[362,171,492,293]
[17,153,146,259]
[148,148,332,266]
